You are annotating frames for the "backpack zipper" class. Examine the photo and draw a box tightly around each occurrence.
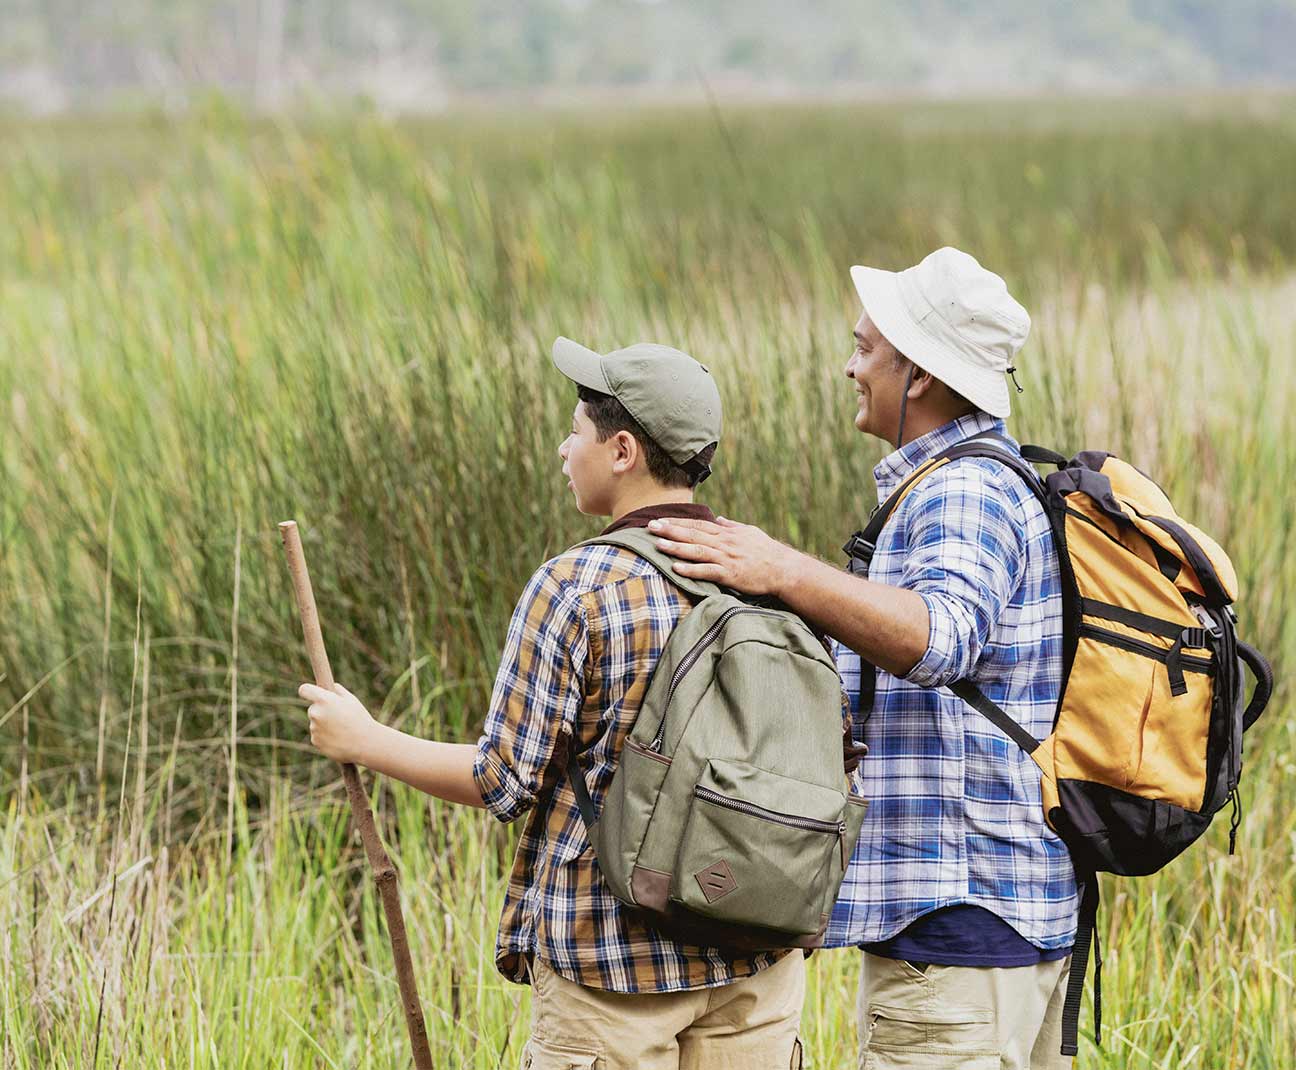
[1078,621,1214,673]
[693,784,850,867]
[648,606,780,752]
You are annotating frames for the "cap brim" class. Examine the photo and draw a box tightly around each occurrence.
[850,265,1012,418]
[552,336,613,393]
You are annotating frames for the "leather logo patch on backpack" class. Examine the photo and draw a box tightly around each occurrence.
[695,859,738,903]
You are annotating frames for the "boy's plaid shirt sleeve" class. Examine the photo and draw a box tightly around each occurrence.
[472,563,589,823]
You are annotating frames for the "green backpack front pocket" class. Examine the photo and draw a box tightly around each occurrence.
[672,758,847,936]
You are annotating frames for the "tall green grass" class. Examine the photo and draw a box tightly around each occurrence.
[2,99,1293,1067]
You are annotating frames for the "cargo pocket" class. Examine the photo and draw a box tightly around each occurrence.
[863,1002,997,1069]
[673,758,846,935]
[521,1037,601,1070]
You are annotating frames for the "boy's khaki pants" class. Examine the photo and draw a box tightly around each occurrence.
[521,951,806,1070]
[857,952,1073,1070]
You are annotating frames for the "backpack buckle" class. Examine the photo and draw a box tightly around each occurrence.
[1190,604,1221,636]
[842,532,875,575]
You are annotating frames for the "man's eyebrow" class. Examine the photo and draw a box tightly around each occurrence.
[853,330,868,345]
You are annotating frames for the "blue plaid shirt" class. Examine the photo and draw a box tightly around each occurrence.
[826,411,1079,950]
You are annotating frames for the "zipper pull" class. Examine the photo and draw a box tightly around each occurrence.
[839,823,849,869]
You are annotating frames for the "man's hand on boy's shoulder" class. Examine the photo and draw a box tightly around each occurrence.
[647,515,800,597]
[298,681,378,765]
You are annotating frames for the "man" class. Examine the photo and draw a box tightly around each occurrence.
[648,247,1079,1069]
[298,338,807,1069]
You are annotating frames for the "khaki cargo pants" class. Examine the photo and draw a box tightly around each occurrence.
[521,950,806,1070]
[857,953,1073,1070]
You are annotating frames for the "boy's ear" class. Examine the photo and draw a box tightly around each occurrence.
[609,429,640,476]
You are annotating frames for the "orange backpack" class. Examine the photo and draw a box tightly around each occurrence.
[843,433,1274,1056]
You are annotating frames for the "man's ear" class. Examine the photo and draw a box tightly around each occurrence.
[907,365,938,399]
[609,429,640,475]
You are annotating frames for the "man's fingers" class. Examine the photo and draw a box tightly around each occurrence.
[654,537,719,562]
[647,518,722,540]
[672,561,729,583]
[298,682,328,702]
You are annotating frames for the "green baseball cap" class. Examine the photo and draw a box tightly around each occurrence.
[552,336,723,483]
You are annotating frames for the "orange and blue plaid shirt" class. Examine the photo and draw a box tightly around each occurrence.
[472,504,785,993]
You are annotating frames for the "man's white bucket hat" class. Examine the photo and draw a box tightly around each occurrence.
[851,246,1030,418]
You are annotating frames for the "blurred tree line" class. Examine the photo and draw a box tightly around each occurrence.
[1,0,1294,111]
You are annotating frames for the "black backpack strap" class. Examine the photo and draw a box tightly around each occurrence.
[940,431,1053,513]
[1237,639,1274,731]
[565,731,598,833]
[1060,869,1102,1056]
[844,432,1053,575]
[843,453,948,574]
[851,433,1051,754]
[948,681,1040,755]
[938,438,1051,752]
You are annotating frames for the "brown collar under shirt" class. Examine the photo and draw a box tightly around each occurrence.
[600,501,716,537]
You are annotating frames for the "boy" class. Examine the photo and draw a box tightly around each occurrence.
[298,337,807,1069]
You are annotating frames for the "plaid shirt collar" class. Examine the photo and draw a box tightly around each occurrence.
[873,410,1008,501]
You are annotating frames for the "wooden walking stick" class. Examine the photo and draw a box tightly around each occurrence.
[279,520,434,1070]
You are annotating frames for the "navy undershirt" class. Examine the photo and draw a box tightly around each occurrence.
[863,905,1073,967]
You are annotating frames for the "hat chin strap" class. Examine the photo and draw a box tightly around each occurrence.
[895,362,917,450]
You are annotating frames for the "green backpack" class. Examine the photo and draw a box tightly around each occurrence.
[564,527,869,950]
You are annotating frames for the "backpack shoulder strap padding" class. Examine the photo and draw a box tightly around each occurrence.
[846,432,1052,574]
[565,527,725,835]
[849,432,1054,761]
[578,526,726,602]
[876,432,1050,541]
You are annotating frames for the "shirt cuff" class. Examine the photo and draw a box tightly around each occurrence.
[472,737,536,824]
[902,591,963,688]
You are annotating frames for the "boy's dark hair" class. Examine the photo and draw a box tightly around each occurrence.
[577,386,716,489]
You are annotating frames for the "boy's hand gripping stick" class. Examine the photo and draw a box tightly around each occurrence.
[279,520,433,1070]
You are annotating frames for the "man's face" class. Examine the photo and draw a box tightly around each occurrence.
[558,401,617,516]
[845,311,910,444]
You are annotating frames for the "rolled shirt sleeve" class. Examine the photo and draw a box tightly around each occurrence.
[898,462,1026,688]
[473,561,589,823]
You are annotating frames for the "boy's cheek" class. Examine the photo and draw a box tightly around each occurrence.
[569,474,611,517]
